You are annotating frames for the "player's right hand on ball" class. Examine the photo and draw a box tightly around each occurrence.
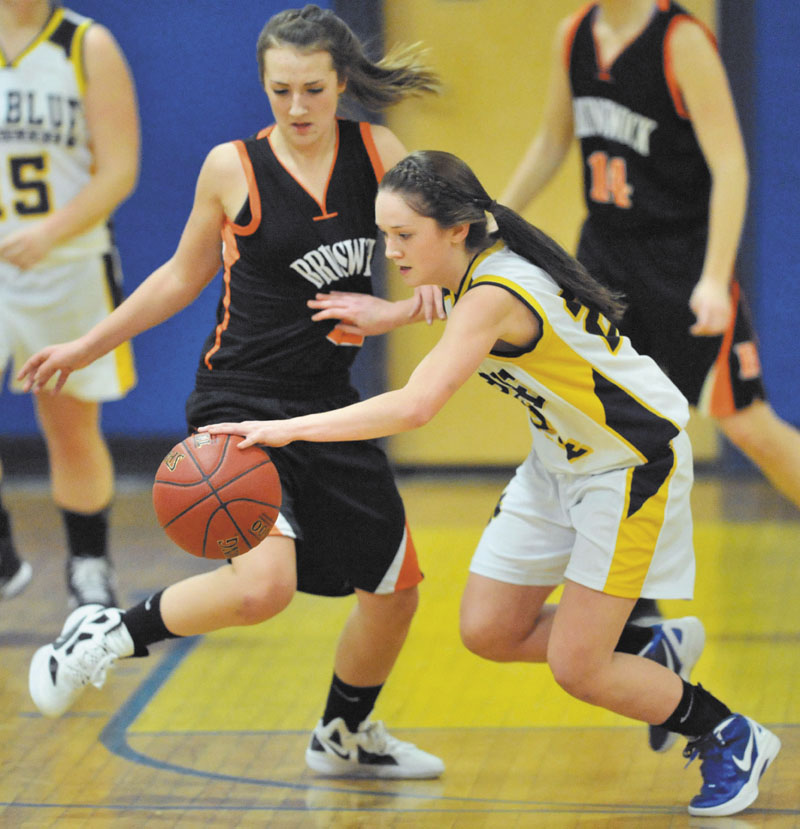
[17,340,91,394]
[199,420,293,448]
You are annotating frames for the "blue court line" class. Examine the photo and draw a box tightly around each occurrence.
[89,637,798,817]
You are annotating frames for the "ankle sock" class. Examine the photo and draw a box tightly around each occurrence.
[322,673,383,733]
[658,680,732,738]
[615,623,653,655]
[122,590,179,656]
[62,508,109,559]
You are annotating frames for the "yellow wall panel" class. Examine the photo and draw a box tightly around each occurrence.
[383,0,716,466]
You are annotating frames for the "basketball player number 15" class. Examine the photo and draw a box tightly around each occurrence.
[0,154,52,219]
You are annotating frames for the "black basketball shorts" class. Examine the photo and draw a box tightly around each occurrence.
[185,386,422,597]
[578,219,766,416]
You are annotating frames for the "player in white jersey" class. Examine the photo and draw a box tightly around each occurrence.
[0,1,138,607]
[198,151,780,817]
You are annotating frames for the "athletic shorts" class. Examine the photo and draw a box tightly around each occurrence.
[578,218,765,417]
[469,430,695,600]
[0,251,135,401]
[185,386,422,598]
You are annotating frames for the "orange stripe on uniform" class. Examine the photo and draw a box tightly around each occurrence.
[563,3,593,72]
[708,281,740,418]
[231,139,261,234]
[359,121,385,181]
[203,222,238,370]
[395,522,423,591]
[664,15,717,119]
[326,325,365,347]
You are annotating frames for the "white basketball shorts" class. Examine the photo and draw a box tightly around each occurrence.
[0,252,135,401]
[469,430,695,600]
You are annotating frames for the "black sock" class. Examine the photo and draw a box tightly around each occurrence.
[0,492,21,578]
[658,681,732,738]
[615,623,653,655]
[322,673,383,733]
[62,508,109,559]
[122,590,180,656]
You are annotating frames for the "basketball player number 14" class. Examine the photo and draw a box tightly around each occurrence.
[587,150,632,209]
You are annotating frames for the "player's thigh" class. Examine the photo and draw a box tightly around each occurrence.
[469,451,575,588]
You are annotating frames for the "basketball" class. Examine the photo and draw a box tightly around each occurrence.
[152,433,282,559]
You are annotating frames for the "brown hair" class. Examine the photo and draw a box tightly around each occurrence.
[256,4,439,111]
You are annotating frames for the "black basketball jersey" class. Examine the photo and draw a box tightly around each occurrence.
[567,1,712,230]
[195,119,383,398]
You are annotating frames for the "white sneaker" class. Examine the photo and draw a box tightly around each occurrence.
[67,556,118,608]
[0,560,32,600]
[29,604,134,717]
[306,717,444,779]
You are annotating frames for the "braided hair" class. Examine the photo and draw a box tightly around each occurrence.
[257,5,440,112]
[380,151,626,323]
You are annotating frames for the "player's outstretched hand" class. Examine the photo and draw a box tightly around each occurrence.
[411,284,446,325]
[689,277,732,336]
[17,339,91,394]
[308,291,402,336]
[199,420,293,449]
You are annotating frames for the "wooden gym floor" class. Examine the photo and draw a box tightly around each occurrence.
[0,470,798,827]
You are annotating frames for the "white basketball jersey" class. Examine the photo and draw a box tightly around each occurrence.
[444,243,689,475]
[0,6,111,269]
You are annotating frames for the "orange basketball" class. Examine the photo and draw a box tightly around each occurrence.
[152,433,281,559]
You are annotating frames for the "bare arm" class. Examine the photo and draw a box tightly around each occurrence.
[671,21,749,335]
[0,24,140,269]
[201,285,534,446]
[18,143,240,392]
[500,19,575,212]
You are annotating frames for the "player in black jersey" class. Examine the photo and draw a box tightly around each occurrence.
[20,5,445,779]
[501,0,800,688]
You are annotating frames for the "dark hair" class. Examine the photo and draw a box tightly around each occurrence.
[380,151,626,323]
[256,5,440,111]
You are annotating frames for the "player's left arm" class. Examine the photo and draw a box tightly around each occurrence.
[0,23,140,269]
[670,19,748,336]
[203,285,518,447]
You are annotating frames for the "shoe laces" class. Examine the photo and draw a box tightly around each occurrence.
[683,729,738,786]
[68,631,122,690]
[356,720,391,754]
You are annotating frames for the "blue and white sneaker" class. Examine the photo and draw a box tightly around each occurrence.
[640,616,705,752]
[29,603,133,717]
[685,714,781,817]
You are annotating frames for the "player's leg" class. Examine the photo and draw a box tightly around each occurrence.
[0,457,32,600]
[305,582,443,779]
[34,392,118,607]
[28,534,297,717]
[716,399,800,508]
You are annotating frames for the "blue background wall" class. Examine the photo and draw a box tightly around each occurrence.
[2,1,798,446]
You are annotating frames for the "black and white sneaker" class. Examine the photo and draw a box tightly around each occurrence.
[67,555,118,608]
[29,603,133,717]
[306,717,444,779]
[0,559,32,600]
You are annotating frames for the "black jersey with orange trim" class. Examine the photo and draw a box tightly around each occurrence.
[195,118,383,398]
[567,1,712,230]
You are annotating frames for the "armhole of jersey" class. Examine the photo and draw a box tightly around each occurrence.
[663,15,717,120]
[359,122,385,182]
[471,276,546,357]
[230,139,261,235]
[562,2,594,72]
[71,20,92,97]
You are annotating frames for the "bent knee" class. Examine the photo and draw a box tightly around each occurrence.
[235,573,296,625]
[547,650,603,704]
[460,618,512,662]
